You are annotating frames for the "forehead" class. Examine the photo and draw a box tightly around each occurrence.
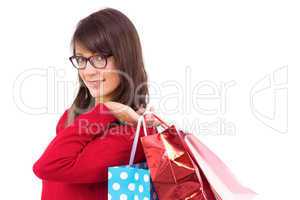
[74,41,95,56]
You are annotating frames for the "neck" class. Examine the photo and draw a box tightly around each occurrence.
[95,96,110,105]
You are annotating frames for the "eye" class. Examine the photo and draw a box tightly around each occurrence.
[90,55,106,68]
[94,55,104,61]
[75,56,86,64]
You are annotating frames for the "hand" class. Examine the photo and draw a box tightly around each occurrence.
[104,102,162,127]
[136,105,161,127]
[104,101,140,126]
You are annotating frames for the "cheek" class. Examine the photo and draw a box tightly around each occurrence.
[104,59,120,91]
[105,72,120,90]
[78,71,85,81]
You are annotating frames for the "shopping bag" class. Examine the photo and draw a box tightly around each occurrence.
[184,133,257,200]
[108,165,151,200]
[141,114,218,200]
[108,114,158,200]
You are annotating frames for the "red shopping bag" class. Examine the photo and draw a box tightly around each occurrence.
[183,133,257,200]
[141,114,218,200]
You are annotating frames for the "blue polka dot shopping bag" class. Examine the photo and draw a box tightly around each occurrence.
[108,114,159,200]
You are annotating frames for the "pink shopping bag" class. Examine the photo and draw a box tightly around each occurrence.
[184,133,257,200]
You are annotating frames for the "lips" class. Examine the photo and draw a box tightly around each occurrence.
[86,79,105,87]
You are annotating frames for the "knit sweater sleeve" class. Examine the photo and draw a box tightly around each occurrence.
[32,103,150,183]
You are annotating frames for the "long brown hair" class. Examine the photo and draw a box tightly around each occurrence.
[67,8,149,126]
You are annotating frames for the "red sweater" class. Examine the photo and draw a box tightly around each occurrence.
[32,103,156,200]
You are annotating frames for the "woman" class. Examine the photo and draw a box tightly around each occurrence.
[33,8,159,200]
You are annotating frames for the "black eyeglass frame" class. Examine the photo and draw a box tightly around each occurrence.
[69,54,112,69]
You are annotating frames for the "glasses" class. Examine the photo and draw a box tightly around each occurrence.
[69,54,112,69]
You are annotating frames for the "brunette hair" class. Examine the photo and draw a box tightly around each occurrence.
[67,8,149,125]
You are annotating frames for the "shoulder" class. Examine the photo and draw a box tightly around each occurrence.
[104,123,158,141]
[55,108,69,135]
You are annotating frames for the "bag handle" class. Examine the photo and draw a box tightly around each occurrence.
[142,104,170,129]
[152,113,170,129]
[128,105,171,165]
[128,110,148,166]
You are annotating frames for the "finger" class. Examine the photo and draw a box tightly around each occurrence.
[144,113,154,122]
[145,117,161,127]
[149,106,155,112]
[138,106,145,112]
[145,119,154,126]
[144,113,150,119]
[153,119,161,127]
[136,107,145,115]
[147,121,161,127]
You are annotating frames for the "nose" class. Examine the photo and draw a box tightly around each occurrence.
[83,62,105,80]
[83,61,98,75]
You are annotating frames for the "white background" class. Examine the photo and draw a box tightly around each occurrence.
[0,0,299,199]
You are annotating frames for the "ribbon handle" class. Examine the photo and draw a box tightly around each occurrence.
[128,108,148,166]
[143,104,170,129]
[128,104,171,165]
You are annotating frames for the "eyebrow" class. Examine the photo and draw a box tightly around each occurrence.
[74,52,84,56]
[74,52,99,57]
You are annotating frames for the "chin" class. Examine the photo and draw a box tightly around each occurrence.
[88,88,110,99]
[88,89,101,98]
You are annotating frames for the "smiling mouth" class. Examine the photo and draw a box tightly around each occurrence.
[86,79,106,86]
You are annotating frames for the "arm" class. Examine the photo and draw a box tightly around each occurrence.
[32,103,149,183]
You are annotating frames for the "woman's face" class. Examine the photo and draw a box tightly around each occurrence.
[75,42,120,101]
